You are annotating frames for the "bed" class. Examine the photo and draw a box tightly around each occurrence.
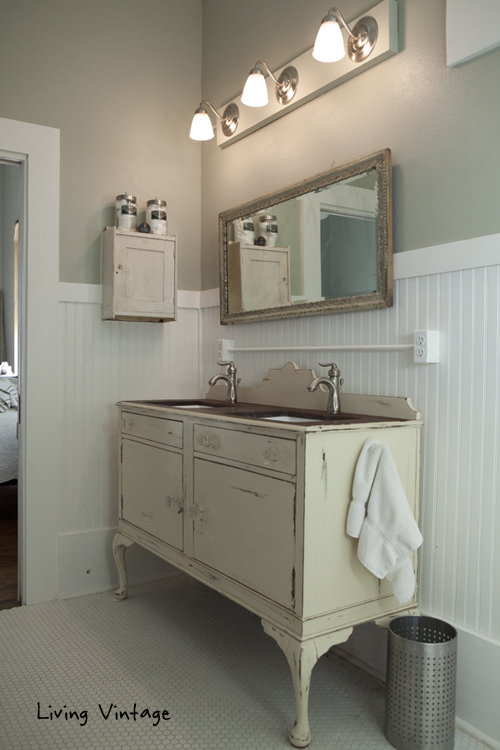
[0,379,18,483]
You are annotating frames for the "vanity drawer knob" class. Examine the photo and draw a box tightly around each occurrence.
[262,447,280,464]
[196,433,212,448]
[166,495,182,511]
[122,418,133,430]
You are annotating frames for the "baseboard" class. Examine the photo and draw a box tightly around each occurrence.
[454,625,500,746]
[57,528,178,599]
[331,643,386,684]
[456,718,500,750]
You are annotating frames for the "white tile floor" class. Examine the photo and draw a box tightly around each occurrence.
[0,574,489,750]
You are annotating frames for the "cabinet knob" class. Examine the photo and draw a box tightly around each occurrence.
[262,446,280,464]
[166,495,183,512]
[196,433,212,448]
[122,418,133,429]
[189,504,203,519]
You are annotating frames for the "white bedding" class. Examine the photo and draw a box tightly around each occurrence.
[0,407,18,483]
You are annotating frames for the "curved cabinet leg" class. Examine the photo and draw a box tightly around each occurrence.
[112,532,134,600]
[262,621,353,748]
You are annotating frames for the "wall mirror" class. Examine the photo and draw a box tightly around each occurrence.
[219,148,392,324]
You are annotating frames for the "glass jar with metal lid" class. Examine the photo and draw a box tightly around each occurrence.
[259,214,278,247]
[234,215,255,245]
[146,198,168,236]
[116,193,137,231]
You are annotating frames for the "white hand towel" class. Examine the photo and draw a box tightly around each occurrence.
[346,438,422,604]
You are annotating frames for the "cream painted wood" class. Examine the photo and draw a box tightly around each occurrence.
[302,426,420,618]
[207,360,421,419]
[121,439,183,551]
[228,242,290,312]
[192,459,296,608]
[121,411,183,449]
[113,365,422,747]
[102,227,177,322]
[193,422,296,475]
[112,532,134,601]
[262,621,354,748]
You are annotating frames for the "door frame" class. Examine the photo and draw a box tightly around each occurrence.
[0,117,60,604]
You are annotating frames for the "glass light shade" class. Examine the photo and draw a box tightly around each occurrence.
[312,18,345,62]
[189,110,214,141]
[241,70,269,107]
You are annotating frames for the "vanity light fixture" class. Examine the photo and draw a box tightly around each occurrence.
[189,101,239,141]
[241,61,299,107]
[313,7,378,63]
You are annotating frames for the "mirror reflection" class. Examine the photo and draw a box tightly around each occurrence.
[220,149,392,324]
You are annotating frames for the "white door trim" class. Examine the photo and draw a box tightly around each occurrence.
[0,117,60,604]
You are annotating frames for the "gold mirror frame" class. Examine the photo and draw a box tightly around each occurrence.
[219,148,393,325]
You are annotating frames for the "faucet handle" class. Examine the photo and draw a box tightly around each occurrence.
[318,362,340,377]
[217,361,236,373]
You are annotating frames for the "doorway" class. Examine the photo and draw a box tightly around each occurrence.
[0,116,60,606]
[0,160,22,610]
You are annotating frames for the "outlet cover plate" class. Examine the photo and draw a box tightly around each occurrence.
[217,339,234,362]
[414,330,440,363]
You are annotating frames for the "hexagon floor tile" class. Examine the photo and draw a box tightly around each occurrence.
[0,575,491,750]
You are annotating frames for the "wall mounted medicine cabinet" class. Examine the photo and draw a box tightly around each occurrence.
[101,227,177,322]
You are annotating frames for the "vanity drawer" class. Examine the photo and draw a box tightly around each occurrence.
[121,411,183,448]
[193,424,296,476]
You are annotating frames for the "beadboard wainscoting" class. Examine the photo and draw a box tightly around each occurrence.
[200,236,500,746]
[57,288,203,598]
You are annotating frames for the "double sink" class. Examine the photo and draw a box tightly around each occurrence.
[134,399,384,426]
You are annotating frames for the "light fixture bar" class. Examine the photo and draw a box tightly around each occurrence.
[217,0,398,147]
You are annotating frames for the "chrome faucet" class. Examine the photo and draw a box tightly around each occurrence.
[208,361,239,404]
[307,363,344,415]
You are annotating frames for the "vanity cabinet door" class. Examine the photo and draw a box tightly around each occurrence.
[192,458,296,610]
[121,438,183,551]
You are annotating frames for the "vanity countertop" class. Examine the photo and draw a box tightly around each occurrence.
[117,397,419,431]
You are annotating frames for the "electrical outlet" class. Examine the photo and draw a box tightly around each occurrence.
[217,339,234,362]
[414,330,440,363]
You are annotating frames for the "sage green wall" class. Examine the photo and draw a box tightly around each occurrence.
[0,0,203,289]
[200,0,500,289]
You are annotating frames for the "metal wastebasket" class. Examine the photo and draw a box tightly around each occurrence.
[385,615,457,750]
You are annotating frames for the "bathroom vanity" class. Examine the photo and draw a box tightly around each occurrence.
[113,363,422,747]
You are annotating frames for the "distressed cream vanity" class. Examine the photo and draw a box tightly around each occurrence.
[113,363,421,747]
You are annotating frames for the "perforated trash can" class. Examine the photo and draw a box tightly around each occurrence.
[385,615,457,750]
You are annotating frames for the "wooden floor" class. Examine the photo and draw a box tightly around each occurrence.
[0,483,20,611]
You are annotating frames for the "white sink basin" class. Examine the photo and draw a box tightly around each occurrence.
[261,415,316,423]
[173,404,211,408]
